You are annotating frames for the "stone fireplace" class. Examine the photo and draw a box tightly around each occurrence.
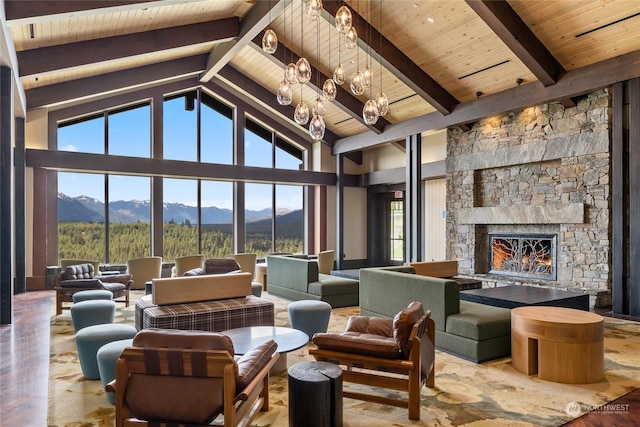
[489,233,556,281]
[445,90,612,308]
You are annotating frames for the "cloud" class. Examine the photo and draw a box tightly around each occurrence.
[59,144,78,152]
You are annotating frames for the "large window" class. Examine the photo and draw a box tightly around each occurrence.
[56,89,307,265]
[57,172,106,263]
[108,175,150,263]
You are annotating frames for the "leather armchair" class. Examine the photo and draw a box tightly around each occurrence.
[184,258,242,276]
[106,328,279,427]
[310,301,435,421]
[55,263,132,315]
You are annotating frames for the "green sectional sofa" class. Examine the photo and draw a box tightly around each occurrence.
[266,255,359,308]
[359,266,511,362]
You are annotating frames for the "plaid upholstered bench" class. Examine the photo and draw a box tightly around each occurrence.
[134,295,275,332]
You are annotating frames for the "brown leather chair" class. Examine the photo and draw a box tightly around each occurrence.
[106,328,279,427]
[310,301,435,421]
[184,258,242,276]
[55,263,132,315]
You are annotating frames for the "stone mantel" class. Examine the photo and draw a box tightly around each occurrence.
[458,204,584,225]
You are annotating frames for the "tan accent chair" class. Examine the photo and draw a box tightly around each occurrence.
[106,328,278,427]
[230,253,257,278]
[171,254,205,277]
[61,259,100,274]
[310,301,435,421]
[126,256,162,290]
[317,250,335,275]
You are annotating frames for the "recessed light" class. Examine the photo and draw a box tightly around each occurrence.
[427,17,435,24]
[413,3,418,8]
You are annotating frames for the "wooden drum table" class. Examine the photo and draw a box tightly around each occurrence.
[511,306,604,384]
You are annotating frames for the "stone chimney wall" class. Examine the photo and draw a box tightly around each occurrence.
[446,90,611,307]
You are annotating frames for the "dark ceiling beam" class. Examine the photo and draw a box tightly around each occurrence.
[17,18,239,77]
[250,33,390,134]
[200,0,287,83]
[334,48,640,154]
[25,54,207,109]
[25,149,337,186]
[322,1,459,115]
[5,0,166,24]
[465,0,565,86]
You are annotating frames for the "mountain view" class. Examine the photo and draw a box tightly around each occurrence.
[57,193,289,224]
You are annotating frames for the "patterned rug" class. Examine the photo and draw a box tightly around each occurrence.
[48,291,640,427]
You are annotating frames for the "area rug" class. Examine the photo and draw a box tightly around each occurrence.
[48,291,640,427]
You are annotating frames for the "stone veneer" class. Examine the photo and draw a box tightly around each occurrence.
[446,90,611,308]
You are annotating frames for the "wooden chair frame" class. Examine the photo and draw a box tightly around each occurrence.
[309,312,435,421]
[107,346,278,427]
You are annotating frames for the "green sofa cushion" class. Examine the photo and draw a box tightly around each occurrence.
[445,301,511,340]
[308,274,359,296]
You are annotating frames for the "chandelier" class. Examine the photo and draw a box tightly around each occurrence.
[264,0,385,141]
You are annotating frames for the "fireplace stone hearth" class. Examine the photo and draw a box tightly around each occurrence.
[446,91,612,308]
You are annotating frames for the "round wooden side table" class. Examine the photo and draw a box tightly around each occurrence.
[288,361,343,427]
[511,306,604,384]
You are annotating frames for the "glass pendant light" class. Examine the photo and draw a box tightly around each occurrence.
[350,71,364,95]
[363,99,379,125]
[334,64,346,85]
[262,29,278,54]
[306,0,323,21]
[322,78,337,101]
[345,26,358,49]
[375,92,389,116]
[313,97,326,116]
[335,5,352,34]
[296,57,312,84]
[277,80,293,105]
[285,63,298,84]
[309,114,325,141]
[294,101,310,125]
[363,65,372,89]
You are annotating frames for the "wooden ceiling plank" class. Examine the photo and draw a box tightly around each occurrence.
[25,54,208,109]
[17,18,240,77]
[322,0,459,115]
[334,48,640,154]
[466,0,565,86]
[249,33,390,134]
[200,0,287,83]
[4,0,177,25]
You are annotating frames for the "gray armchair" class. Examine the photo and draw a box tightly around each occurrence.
[55,263,132,315]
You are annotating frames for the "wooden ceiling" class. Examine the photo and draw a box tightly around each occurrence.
[4,0,640,154]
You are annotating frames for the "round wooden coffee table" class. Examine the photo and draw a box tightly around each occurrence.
[223,326,308,374]
[511,306,604,384]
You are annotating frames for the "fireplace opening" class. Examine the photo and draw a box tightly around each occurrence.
[489,234,557,280]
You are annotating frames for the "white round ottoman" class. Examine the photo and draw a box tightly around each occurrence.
[288,300,332,340]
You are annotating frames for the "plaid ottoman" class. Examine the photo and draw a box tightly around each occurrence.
[136,296,274,332]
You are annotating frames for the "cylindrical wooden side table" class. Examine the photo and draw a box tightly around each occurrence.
[288,361,343,427]
[511,306,604,384]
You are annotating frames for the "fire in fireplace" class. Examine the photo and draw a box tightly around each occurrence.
[489,234,557,280]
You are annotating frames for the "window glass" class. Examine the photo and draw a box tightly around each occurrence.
[390,200,404,261]
[163,178,198,261]
[164,92,197,161]
[276,137,303,170]
[244,127,272,168]
[58,115,104,154]
[201,93,233,165]
[57,172,106,263]
[245,183,273,256]
[201,180,233,258]
[108,104,151,158]
[108,175,151,263]
[275,184,304,253]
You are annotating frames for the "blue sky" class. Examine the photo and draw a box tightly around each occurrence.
[57,98,303,211]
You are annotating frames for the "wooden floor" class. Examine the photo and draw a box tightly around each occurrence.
[0,291,638,426]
